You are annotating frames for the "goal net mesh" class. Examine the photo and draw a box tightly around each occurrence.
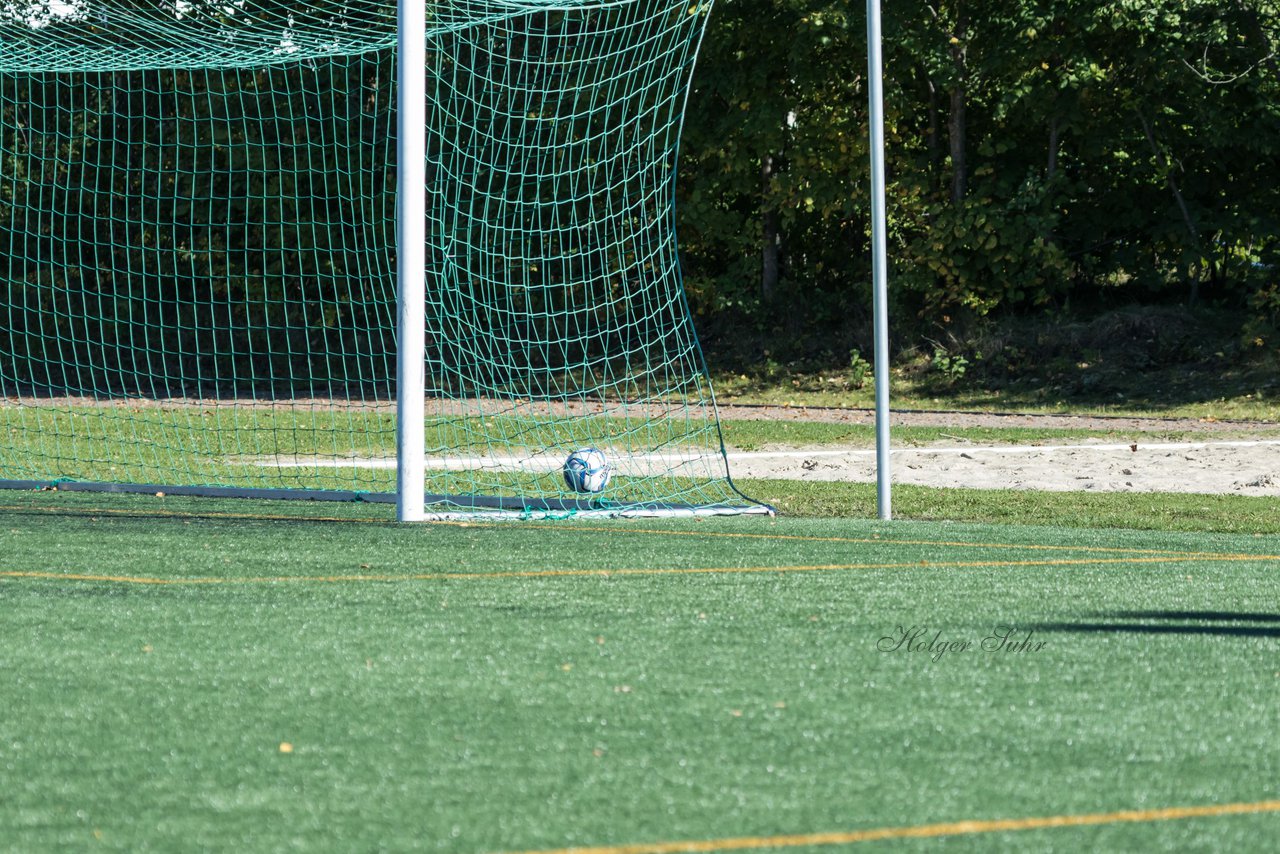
[0,0,764,516]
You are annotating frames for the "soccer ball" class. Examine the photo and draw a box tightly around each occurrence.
[562,447,611,494]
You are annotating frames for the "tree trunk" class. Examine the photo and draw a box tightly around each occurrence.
[761,153,780,303]
[1047,116,1060,181]
[949,87,966,203]
[947,15,968,205]
[926,74,942,187]
[1137,108,1202,304]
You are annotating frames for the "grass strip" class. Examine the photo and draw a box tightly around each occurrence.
[739,478,1280,534]
[718,421,1280,451]
[5,479,1280,535]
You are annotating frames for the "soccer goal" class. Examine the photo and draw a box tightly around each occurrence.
[0,0,770,519]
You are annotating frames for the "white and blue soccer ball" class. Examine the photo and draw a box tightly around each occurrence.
[562,447,611,494]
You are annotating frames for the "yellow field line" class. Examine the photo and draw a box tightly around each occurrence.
[500,799,1280,854]
[1,503,1271,562]
[0,553,1273,587]
[573,524,1275,560]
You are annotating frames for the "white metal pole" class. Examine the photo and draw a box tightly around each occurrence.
[866,0,891,520]
[396,0,427,521]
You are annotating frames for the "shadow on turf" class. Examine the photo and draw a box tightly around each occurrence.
[1110,609,1280,623]
[1034,610,1280,639]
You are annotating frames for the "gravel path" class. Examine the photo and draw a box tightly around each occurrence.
[717,406,1280,495]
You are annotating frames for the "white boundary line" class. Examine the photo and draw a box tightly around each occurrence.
[256,439,1280,470]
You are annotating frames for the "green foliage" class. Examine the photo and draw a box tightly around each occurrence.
[930,346,970,381]
[895,183,1073,316]
[846,348,871,388]
[1,60,397,395]
[1243,281,1280,349]
[679,0,1280,359]
[2,0,1278,376]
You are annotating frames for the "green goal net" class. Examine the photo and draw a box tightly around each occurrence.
[0,0,768,518]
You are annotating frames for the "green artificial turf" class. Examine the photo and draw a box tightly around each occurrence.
[740,479,1280,534]
[1,492,1277,852]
